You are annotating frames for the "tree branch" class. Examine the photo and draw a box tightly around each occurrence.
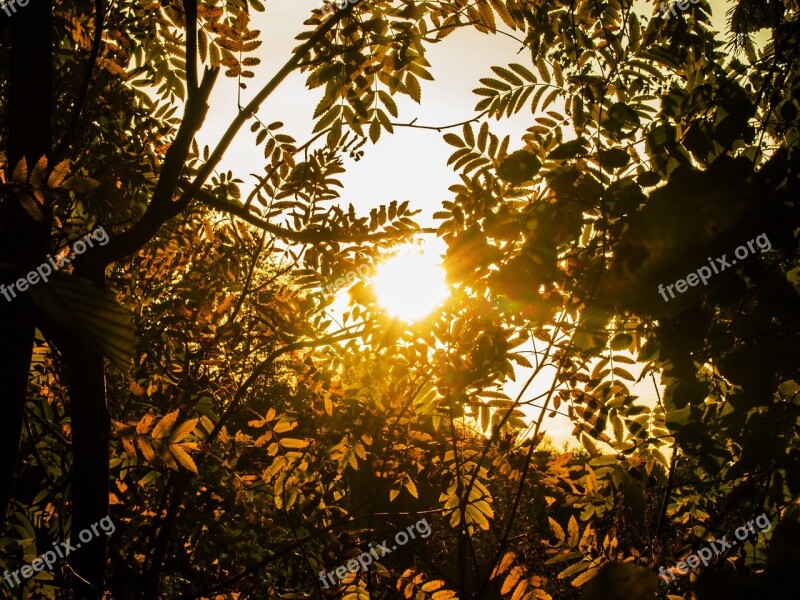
[177,1,364,207]
[391,109,489,132]
[185,182,434,244]
[185,0,198,96]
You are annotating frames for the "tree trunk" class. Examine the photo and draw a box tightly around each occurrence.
[65,341,110,600]
[0,0,52,528]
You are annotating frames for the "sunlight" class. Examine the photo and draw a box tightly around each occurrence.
[372,241,449,322]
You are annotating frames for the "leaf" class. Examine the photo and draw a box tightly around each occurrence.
[170,418,198,442]
[611,333,633,350]
[136,437,156,463]
[136,412,157,435]
[549,517,565,543]
[272,421,296,433]
[152,409,180,439]
[501,566,524,594]
[169,443,198,473]
[12,157,27,183]
[405,73,421,103]
[369,118,381,143]
[497,150,541,183]
[63,177,100,192]
[492,552,516,579]
[30,155,48,188]
[547,138,587,160]
[598,148,631,170]
[18,194,45,222]
[280,438,309,449]
[567,516,579,547]
[27,272,136,371]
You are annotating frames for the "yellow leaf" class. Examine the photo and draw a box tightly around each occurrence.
[491,551,515,579]
[280,438,308,449]
[511,578,528,600]
[449,509,461,528]
[465,504,490,530]
[272,420,296,433]
[169,443,198,473]
[170,418,198,443]
[121,436,137,458]
[421,580,443,592]
[389,489,400,502]
[354,443,367,460]
[567,516,579,547]
[405,479,418,499]
[160,444,178,470]
[136,437,156,462]
[548,517,565,543]
[152,409,179,439]
[501,566,524,595]
[571,566,599,587]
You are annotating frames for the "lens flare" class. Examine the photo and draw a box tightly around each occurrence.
[372,244,449,322]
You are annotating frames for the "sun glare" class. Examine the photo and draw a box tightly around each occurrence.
[372,242,449,322]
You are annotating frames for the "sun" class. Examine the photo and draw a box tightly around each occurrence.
[371,241,449,322]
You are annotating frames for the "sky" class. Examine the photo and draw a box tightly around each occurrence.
[192,1,745,446]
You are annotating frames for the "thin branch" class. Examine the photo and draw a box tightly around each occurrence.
[185,181,435,244]
[391,109,489,132]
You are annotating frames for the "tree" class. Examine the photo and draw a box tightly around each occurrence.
[1,1,799,599]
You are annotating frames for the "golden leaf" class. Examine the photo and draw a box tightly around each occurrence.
[491,551,515,579]
[152,409,179,439]
[548,517,565,543]
[567,516,579,547]
[501,566,524,595]
[169,443,198,473]
[136,437,156,463]
[136,412,157,435]
[170,418,198,443]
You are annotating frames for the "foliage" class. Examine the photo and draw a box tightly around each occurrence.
[1,1,799,599]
